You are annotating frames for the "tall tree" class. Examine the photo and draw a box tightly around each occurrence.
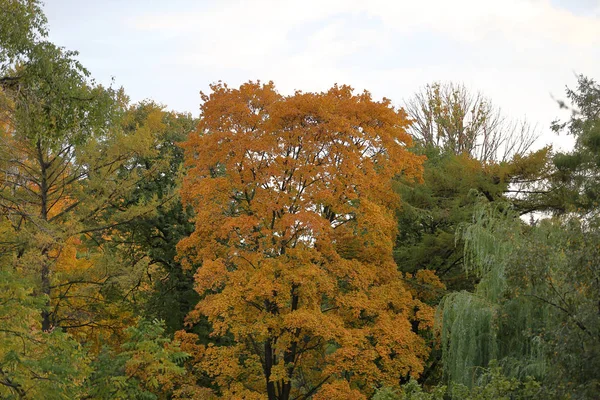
[111,100,199,334]
[177,81,434,399]
[0,0,165,336]
[0,3,195,398]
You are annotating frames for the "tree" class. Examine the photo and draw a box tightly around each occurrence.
[0,0,168,338]
[405,82,537,162]
[0,43,156,332]
[548,75,600,214]
[428,76,600,399]
[177,81,434,399]
[395,81,551,295]
[436,202,545,388]
[110,100,199,334]
[436,200,599,398]
[394,148,506,293]
[394,143,551,289]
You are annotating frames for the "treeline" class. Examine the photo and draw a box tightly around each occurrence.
[0,1,598,399]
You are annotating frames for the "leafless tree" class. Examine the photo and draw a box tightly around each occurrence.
[404,82,538,162]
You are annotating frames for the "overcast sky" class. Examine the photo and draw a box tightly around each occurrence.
[43,0,600,151]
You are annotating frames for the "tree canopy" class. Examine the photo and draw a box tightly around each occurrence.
[177,81,434,399]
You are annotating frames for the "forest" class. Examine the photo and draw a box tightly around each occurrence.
[0,1,599,399]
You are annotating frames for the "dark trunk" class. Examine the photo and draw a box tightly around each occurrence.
[38,139,52,332]
[40,254,51,331]
[264,339,278,400]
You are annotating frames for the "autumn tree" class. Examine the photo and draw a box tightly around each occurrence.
[178,81,434,399]
[405,82,537,162]
[0,0,168,338]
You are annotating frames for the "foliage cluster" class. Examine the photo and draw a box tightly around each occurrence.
[0,1,598,399]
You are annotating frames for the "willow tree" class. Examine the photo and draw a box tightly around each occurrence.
[436,201,549,388]
[437,201,600,398]
[177,82,433,399]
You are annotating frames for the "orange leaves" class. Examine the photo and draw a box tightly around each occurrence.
[414,269,446,288]
[178,81,431,398]
[53,237,92,273]
[194,258,228,293]
[314,381,367,400]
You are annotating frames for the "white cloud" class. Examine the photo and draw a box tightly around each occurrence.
[118,0,600,151]
[130,0,600,49]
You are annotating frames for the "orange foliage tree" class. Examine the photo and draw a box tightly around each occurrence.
[177,81,433,399]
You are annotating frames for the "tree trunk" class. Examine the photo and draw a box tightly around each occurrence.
[40,254,51,331]
[264,340,278,400]
[37,139,52,331]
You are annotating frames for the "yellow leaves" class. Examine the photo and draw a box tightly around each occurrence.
[54,236,92,273]
[404,269,446,304]
[179,81,431,398]
[173,384,218,400]
[194,258,228,293]
[179,337,264,396]
[415,304,436,330]
[47,195,78,220]
[414,269,446,290]
[282,309,344,341]
[315,381,367,400]
[507,146,552,180]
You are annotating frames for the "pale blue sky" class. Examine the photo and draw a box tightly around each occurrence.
[43,0,600,151]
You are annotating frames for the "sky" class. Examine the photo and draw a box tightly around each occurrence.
[43,0,600,151]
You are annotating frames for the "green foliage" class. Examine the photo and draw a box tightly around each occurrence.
[448,363,547,400]
[438,197,600,397]
[112,101,199,334]
[394,145,551,292]
[85,319,188,400]
[549,75,600,213]
[506,217,600,397]
[0,268,90,399]
[395,147,508,293]
[437,291,499,386]
[0,0,47,71]
[436,202,547,387]
[374,363,549,400]
[431,77,600,397]
[373,379,446,400]
[394,144,552,386]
